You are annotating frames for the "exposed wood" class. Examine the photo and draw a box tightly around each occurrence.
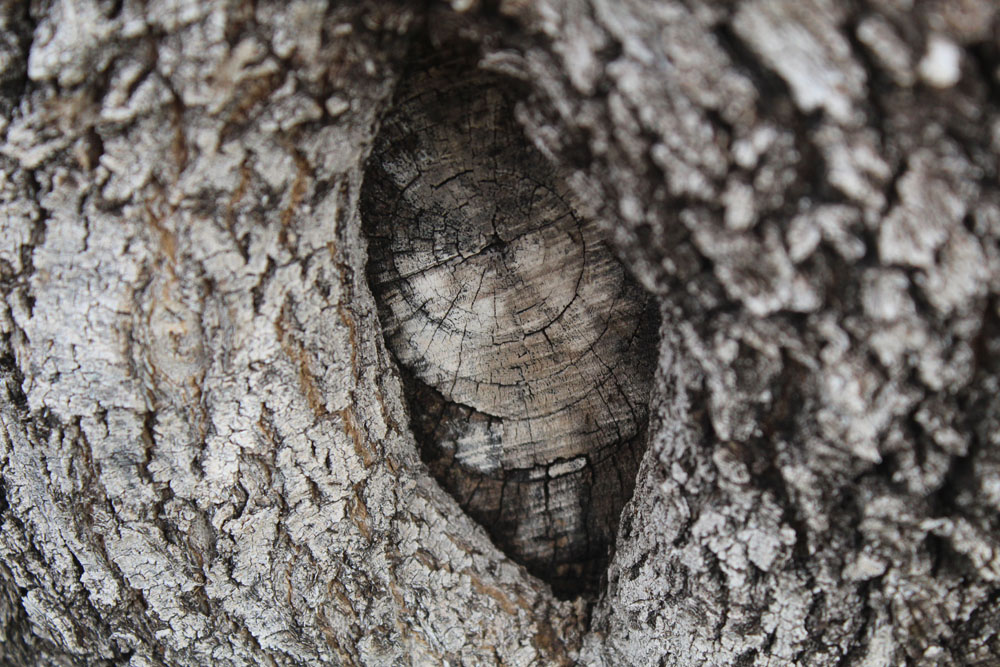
[362,45,656,596]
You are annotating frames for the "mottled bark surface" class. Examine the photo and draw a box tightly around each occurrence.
[1,0,1000,665]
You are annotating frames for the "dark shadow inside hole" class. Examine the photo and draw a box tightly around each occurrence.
[361,41,658,598]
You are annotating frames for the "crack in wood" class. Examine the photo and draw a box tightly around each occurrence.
[362,45,657,597]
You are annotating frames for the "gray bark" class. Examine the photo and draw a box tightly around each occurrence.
[0,1,998,665]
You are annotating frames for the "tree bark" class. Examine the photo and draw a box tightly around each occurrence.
[1,1,999,665]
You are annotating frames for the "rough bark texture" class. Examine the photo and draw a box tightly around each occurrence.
[1,1,999,666]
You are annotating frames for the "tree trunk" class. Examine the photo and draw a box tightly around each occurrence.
[1,1,998,665]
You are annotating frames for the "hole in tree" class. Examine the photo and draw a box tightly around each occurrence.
[361,41,658,598]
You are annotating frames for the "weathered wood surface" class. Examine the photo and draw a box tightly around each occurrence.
[362,47,655,595]
[0,0,999,665]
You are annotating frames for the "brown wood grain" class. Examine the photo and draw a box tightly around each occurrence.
[362,47,657,595]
